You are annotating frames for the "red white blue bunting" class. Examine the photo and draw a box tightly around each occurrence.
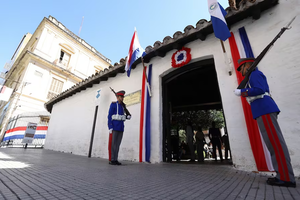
[171,47,191,68]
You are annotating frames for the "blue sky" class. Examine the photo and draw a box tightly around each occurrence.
[0,0,229,70]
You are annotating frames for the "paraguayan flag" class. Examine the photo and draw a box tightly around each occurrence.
[208,0,231,41]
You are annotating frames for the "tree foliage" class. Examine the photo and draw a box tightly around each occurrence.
[171,109,224,130]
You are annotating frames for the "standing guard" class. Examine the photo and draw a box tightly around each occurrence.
[234,58,296,187]
[108,90,131,165]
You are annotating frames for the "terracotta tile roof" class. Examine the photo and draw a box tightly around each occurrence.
[45,0,278,113]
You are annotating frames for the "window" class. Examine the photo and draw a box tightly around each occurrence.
[47,78,64,99]
[58,50,70,68]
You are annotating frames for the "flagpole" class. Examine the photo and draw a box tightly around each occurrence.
[220,39,226,53]
[220,39,232,76]
[141,57,152,97]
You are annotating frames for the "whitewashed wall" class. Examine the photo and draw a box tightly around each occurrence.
[45,0,300,176]
[225,0,300,173]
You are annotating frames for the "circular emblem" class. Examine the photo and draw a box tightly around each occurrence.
[210,3,218,10]
[171,47,191,68]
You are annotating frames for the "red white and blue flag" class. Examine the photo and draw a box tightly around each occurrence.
[139,64,152,162]
[228,27,274,172]
[3,126,48,141]
[125,29,146,77]
[208,0,231,41]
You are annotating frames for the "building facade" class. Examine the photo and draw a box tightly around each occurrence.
[0,16,111,145]
[44,0,300,176]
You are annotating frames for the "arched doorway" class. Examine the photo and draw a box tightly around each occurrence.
[162,58,231,163]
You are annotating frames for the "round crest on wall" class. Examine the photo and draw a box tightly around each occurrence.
[171,47,191,68]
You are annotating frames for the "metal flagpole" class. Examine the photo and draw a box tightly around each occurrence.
[220,39,232,76]
[220,39,226,53]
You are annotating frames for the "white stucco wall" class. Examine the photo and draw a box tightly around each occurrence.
[226,1,300,173]
[45,0,300,176]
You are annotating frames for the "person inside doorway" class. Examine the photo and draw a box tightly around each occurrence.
[208,121,223,161]
[195,126,205,162]
[222,128,231,160]
[178,141,187,160]
[186,120,195,162]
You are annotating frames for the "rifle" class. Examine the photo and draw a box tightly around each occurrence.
[237,16,296,89]
[109,87,131,116]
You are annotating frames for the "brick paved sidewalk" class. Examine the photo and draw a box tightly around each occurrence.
[0,148,299,200]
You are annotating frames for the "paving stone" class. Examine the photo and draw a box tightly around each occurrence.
[0,148,299,200]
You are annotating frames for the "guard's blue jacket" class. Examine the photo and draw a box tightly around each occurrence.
[108,101,126,132]
[241,68,280,119]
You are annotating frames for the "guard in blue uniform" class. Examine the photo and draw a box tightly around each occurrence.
[234,58,296,187]
[107,90,131,165]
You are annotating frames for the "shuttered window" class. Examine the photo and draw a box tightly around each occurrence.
[47,78,64,99]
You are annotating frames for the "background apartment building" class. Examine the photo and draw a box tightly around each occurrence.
[0,16,111,145]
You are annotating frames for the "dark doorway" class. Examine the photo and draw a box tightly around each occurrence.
[162,58,230,163]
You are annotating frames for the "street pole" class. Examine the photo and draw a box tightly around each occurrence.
[88,105,98,157]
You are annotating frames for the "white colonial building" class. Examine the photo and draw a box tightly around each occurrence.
[0,16,111,145]
[44,0,300,176]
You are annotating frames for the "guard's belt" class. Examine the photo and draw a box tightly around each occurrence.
[246,92,271,104]
[112,114,126,121]
[246,78,272,104]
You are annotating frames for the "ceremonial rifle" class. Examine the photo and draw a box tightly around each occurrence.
[109,87,131,116]
[237,16,296,89]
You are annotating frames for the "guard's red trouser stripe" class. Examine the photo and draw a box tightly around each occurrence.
[266,114,290,181]
[108,133,113,161]
[262,114,289,181]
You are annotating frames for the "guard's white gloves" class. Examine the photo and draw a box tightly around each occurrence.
[109,129,113,134]
[234,89,241,96]
[127,115,131,120]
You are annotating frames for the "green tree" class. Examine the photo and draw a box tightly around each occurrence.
[171,109,224,130]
